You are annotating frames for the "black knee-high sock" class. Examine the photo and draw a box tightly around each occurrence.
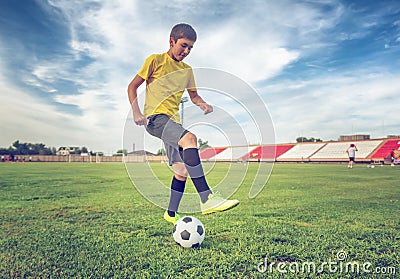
[183,148,212,203]
[167,176,186,216]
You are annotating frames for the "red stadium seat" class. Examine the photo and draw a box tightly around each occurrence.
[371,139,400,159]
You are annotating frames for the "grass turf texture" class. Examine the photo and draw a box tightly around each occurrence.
[0,162,398,278]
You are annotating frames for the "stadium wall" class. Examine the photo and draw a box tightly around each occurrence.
[1,155,167,163]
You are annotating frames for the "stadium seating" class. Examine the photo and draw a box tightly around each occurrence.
[199,138,400,163]
[370,139,400,159]
[241,144,295,160]
[310,140,383,161]
[199,147,227,160]
[213,146,252,161]
[277,143,326,161]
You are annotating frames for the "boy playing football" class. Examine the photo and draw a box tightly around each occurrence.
[127,23,239,224]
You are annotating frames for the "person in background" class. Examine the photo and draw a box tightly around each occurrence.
[346,143,358,168]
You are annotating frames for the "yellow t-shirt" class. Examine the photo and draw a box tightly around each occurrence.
[137,53,196,123]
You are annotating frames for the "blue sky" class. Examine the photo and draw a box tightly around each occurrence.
[0,0,399,154]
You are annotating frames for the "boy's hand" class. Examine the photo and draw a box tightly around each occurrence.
[199,103,213,115]
[133,112,148,126]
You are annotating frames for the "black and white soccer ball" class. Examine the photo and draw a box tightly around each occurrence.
[173,216,205,248]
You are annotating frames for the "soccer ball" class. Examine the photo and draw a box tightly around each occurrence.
[173,216,205,248]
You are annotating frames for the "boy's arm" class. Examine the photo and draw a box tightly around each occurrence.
[128,74,148,126]
[188,89,213,114]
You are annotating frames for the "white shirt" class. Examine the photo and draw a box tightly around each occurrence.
[347,147,357,157]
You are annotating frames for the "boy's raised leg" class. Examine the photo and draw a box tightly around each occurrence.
[179,135,239,214]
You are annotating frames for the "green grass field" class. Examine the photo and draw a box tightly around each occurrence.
[1,162,399,278]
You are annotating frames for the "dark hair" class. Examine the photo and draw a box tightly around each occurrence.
[170,23,197,42]
[350,144,355,147]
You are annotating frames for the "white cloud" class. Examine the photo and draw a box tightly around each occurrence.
[193,24,300,82]
[0,70,73,147]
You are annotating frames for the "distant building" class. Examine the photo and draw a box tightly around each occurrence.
[338,135,370,141]
[57,147,79,155]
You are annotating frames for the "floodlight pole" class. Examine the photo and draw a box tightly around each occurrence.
[180,96,189,126]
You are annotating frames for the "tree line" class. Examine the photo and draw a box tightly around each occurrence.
[0,140,55,155]
[0,140,92,156]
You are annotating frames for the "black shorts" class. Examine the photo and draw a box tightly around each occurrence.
[349,157,355,162]
[146,114,189,166]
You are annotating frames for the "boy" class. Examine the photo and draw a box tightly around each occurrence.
[127,23,239,224]
[346,143,358,168]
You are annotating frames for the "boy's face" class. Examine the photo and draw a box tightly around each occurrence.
[168,37,195,61]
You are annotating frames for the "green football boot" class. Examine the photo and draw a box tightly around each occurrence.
[201,192,240,215]
[163,210,181,224]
